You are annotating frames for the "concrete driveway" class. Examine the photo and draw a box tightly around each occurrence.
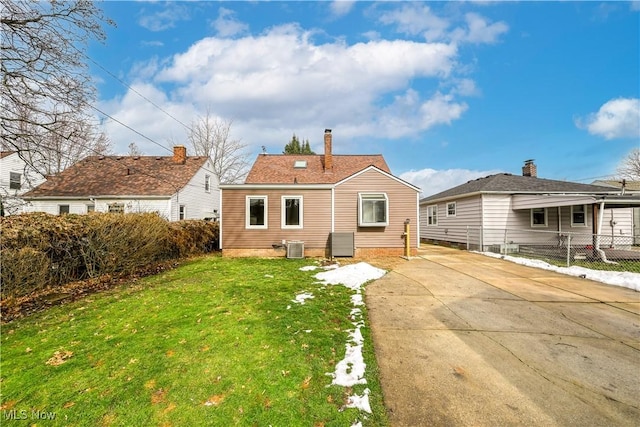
[366,245,640,426]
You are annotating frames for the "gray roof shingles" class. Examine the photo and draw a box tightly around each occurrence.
[420,173,619,203]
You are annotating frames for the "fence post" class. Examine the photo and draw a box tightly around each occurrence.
[566,233,571,267]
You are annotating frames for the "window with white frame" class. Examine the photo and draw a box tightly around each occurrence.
[571,205,587,226]
[205,175,211,192]
[9,172,21,190]
[59,205,70,214]
[281,196,303,228]
[87,205,95,213]
[427,205,438,226]
[359,193,388,227]
[446,202,456,217]
[246,196,267,229]
[531,207,547,227]
[179,205,186,220]
[108,203,125,213]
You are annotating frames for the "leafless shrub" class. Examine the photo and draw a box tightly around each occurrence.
[0,213,219,299]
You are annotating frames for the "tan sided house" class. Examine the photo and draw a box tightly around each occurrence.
[22,146,219,221]
[220,129,420,258]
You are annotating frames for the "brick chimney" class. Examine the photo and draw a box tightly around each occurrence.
[173,145,187,164]
[324,129,332,172]
[522,159,537,177]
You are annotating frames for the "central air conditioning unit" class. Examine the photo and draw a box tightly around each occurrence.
[286,241,305,259]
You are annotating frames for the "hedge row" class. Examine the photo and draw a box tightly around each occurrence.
[0,212,219,299]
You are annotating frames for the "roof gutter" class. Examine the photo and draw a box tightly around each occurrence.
[220,183,335,190]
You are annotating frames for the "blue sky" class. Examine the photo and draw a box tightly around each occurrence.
[89,1,640,195]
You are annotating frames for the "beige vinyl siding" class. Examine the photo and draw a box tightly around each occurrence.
[222,189,332,249]
[420,195,482,244]
[335,169,418,249]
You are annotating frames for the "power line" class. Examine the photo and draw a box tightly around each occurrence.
[77,46,192,132]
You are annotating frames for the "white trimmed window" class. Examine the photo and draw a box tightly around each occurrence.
[571,205,587,226]
[179,205,186,220]
[59,205,70,214]
[9,172,21,190]
[446,202,456,217]
[246,196,268,229]
[359,193,388,227]
[108,203,124,213]
[87,204,95,213]
[531,208,547,227]
[281,196,303,229]
[427,205,438,226]
[205,175,211,192]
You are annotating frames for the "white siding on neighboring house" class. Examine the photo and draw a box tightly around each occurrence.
[94,198,172,218]
[24,200,92,215]
[0,152,46,215]
[420,195,482,244]
[602,208,634,248]
[174,162,219,221]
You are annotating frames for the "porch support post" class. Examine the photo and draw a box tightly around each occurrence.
[594,202,614,264]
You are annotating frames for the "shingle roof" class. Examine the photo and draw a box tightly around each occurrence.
[0,151,17,159]
[420,173,619,203]
[23,155,209,198]
[244,154,390,184]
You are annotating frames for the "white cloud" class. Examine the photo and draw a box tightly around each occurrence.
[576,98,640,140]
[330,1,356,18]
[451,13,509,44]
[99,83,197,155]
[138,4,191,32]
[378,3,450,41]
[378,6,507,45]
[212,7,249,37]
[100,18,481,155]
[400,167,502,197]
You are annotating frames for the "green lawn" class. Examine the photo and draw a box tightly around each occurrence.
[1,257,390,427]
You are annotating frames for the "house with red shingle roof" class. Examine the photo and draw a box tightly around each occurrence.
[220,129,420,258]
[22,146,219,221]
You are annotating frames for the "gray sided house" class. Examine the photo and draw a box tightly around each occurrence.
[220,129,420,258]
[22,146,219,221]
[419,161,640,253]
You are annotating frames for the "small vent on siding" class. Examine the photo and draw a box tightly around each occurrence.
[286,241,304,259]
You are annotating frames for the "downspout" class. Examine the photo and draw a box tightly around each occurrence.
[594,201,615,264]
[219,188,223,251]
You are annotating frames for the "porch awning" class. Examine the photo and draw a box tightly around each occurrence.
[512,194,640,210]
[511,195,597,210]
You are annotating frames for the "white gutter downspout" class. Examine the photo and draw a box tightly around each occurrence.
[594,201,615,264]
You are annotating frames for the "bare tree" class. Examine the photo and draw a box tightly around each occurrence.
[128,142,143,156]
[187,110,250,183]
[617,148,640,181]
[1,0,114,172]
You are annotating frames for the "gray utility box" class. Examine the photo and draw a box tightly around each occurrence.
[331,232,354,257]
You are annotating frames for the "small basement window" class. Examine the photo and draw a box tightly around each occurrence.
[359,193,388,227]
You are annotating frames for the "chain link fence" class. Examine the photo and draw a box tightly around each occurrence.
[460,227,640,273]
